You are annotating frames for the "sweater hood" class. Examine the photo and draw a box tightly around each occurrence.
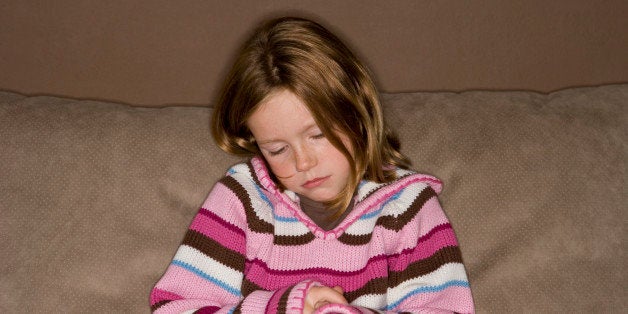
[226,156,443,239]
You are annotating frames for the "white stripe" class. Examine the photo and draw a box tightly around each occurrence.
[344,214,379,235]
[245,194,274,223]
[346,183,429,236]
[275,220,311,236]
[174,245,243,287]
[388,263,468,302]
[382,183,426,217]
[350,293,387,310]
[357,181,383,201]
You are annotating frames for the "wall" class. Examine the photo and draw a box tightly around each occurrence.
[1,0,627,106]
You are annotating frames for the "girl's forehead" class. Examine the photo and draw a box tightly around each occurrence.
[247,90,319,141]
[252,90,312,119]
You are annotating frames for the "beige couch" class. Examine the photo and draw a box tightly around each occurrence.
[1,84,625,312]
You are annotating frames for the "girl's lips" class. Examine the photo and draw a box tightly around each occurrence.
[302,176,330,189]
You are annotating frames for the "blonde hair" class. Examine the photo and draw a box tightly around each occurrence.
[212,17,410,216]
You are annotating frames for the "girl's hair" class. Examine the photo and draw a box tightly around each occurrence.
[212,16,410,216]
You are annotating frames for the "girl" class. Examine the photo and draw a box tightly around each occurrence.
[151,17,474,313]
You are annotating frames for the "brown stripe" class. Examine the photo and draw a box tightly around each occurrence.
[273,233,316,246]
[338,186,436,246]
[241,277,263,297]
[276,286,292,313]
[375,186,437,231]
[388,246,462,287]
[150,300,170,312]
[219,176,274,234]
[344,276,388,303]
[337,232,372,246]
[182,229,245,271]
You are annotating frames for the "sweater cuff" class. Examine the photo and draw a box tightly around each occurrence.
[285,279,324,313]
[240,280,324,314]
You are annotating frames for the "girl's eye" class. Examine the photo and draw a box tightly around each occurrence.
[312,133,325,139]
[269,146,287,156]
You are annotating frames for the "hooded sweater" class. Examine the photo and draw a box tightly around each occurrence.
[150,156,474,313]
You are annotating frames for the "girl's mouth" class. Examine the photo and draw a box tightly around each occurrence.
[302,176,330,189]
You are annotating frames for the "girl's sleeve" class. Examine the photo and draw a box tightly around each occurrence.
[149,180,320,313]
[380,183,475,313]
[312,183,475,314]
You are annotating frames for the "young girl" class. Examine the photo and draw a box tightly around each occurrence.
[151,17,474,313]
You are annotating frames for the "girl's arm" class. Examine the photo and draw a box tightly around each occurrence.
[312,184,475,314]
[150,179,327,313]
[382,184,474,313]
[149,180,248,313]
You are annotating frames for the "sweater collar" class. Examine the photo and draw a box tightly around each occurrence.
[246,156,442,204]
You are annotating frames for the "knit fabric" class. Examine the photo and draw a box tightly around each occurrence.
[150,156,474,313]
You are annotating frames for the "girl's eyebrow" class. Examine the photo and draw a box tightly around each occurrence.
[255,122,319,145]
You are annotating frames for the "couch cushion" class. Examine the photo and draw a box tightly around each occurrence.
[0,84,625,312]
[381,86,626,311]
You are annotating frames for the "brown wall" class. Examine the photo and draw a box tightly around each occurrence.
[1,0,627,106]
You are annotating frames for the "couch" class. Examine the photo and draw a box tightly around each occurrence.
[1,84,625,312]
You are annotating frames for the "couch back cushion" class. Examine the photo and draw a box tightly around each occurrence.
[0,85,625,312]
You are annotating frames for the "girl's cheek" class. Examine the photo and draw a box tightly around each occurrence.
[267,157,296,178]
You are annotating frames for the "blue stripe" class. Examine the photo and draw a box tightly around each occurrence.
[358,181,366,189]
[386,280,470,310]
[254,184,274,209]
[361,207,383,220]
[253,185,297,222]
[172,260,241,297]
[252,184,301,222]
[359,190,402,220]
[274,214,299,222]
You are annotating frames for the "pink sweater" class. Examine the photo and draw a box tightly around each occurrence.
[151,157,474,313]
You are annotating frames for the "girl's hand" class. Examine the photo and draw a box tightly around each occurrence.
[303,285,347,314]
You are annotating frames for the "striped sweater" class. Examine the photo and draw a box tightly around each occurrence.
[151,156,474,313]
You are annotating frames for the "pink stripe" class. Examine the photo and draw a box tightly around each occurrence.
[388,224,459,271]
[200,183,246,227]
[154,264,240,305]
[286,280,319,312]
[245,255,388,292]
[395,286,474,313]
[190,209,246,254]
[150,288,184,305]
[198,208,246,237]
[155,300,230,314]
[196,306,221,314]
[246,234,374,272]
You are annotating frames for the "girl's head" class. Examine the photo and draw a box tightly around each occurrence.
[212,17,409,214]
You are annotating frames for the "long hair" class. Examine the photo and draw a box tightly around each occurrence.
[212,17,410,216]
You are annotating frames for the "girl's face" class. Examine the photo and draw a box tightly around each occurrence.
[247,89,353,203]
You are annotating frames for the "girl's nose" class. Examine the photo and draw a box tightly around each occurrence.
[295,148,317,172]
